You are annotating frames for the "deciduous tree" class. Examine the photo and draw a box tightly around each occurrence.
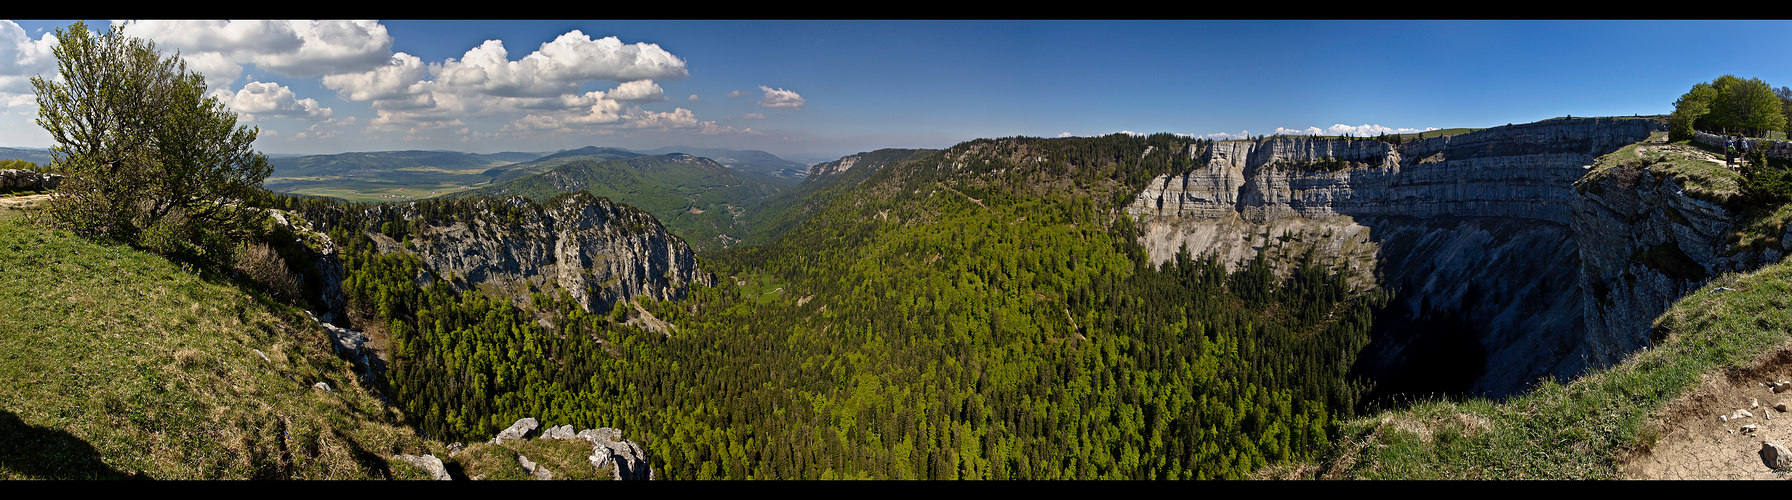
[1672,75,1788,140]
[31,21,269,248]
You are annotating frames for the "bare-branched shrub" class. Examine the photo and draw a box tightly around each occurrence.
[234,240,302,301]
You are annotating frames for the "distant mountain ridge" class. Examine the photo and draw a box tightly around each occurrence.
[0,147,52,166]
[270,150,542,178]
[259,146,810,203]
[451,152,785,251]
[634,146,809,183]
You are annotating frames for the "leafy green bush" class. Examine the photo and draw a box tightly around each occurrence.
[1739,148,1792,205]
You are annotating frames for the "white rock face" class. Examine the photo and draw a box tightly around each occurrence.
[362,192,711,314]
[1125,117,1700,396]
[1129,118,1659,227]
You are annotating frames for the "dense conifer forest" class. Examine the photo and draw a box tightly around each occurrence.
[276,133,1385,479]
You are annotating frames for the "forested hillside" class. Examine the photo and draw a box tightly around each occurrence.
[315,133,1390,479]
[452,153,783,251]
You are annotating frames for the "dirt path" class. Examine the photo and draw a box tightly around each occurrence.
[1621,346,1792,480]
[0,193,50,219]
[0,193,50,209]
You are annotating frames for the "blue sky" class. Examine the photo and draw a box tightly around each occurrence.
[1,20,1788,164]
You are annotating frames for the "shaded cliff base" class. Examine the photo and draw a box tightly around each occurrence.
[1276,255,1792,479]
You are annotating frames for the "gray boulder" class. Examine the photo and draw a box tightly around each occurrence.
[569,427,651,480]
[539,424,576,440]
[394,453,451,480]
[603,438,653,480]
[1762,441,1792,471]
[517,454,554,480]
[491,417,539,444]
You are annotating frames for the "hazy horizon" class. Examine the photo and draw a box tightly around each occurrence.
[2,20,1787,163]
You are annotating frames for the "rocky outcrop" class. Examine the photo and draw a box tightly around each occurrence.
[307,311,383,390]
[491,417,540,444]
[1762,441,1792,471]
[0,169,62,190]
[572,426,653,480]
[1127,117,1686,396]
[517,454,554,480]
[363,192,711,315]
[1130,117,1661,229]
[1571,161,1752,377]
[490,418,654,480]
[394,453,452,480]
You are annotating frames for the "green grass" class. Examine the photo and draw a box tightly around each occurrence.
[0,217,443,479]
[725,271,788,304]
[455,437,613,480]
[1581,136,1741,204]
[1726,203,1792,256]
[1309,258,1792,479]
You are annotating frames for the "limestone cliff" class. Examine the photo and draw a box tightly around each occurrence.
[360,192,712,315]
[1121,117,1789,397]
[1569,146,1790,376]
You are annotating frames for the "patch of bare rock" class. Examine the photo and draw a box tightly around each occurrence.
[484,417,654,480]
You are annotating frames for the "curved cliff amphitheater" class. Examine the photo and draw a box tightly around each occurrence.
[1125,117,1786,398]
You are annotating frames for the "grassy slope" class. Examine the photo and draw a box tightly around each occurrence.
[1580,133,1741,204]
[0,216,445,479]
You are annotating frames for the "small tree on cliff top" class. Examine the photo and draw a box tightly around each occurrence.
[31,21,270,248]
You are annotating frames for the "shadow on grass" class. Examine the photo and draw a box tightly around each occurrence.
[0,409,147,479]
[335,429,393,480]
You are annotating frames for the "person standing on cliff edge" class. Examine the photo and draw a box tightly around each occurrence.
[1727,137,1737,167]
[1740,137,1752,167]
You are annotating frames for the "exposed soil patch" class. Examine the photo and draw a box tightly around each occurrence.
[1621,345,1792,479]
[0,193,50,210]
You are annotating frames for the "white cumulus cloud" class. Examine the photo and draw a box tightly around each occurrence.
[434,31,687,98]
[0,91,35,110]
[606,80,666,103]
[757,86,805,110]
[321,52,430,101]
[0,20,58,94]
[1194,131,1252,140]
[119,20,393,86]
[223,80,333,121]
[626,107,701,129]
